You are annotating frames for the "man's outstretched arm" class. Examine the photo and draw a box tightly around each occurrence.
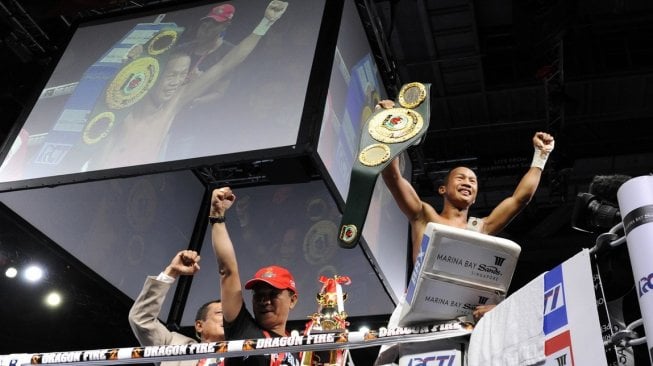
[128,250,200,345]
[381,157,425,223]
[180,0,288,106]
[210,187,242,323]
[482,131,555,234]
[377,99,426,223]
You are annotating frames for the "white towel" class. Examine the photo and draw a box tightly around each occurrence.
[468,273,545,366]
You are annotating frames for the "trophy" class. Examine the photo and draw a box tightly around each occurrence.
[301,275,351,366]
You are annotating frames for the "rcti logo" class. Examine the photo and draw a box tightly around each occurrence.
[638,272,653,297]
[494,256,506,266]
[34,142,70,165]
[406,355,456,366]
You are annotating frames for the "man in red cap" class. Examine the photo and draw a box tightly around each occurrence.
[163,0,288,160]
[210,186,300,366]
[183,3,237,106]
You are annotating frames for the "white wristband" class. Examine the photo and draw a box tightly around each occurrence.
[253,18,275,36]
[531,148,550,170]
[156,272,176,284]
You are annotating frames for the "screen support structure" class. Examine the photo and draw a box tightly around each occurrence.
[165,182,213,329]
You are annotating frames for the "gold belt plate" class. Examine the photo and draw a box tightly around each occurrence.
[368,108,424,144]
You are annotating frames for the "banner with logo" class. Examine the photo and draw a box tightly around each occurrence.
[543,250,607,365]
[617,175,653,365]
[400,222,521,325]
[398,348,462,366]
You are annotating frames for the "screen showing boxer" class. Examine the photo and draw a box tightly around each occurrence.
[0,0,324,187]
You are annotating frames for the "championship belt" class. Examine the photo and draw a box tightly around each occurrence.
[28,19,183,176]
[338,82,431,248]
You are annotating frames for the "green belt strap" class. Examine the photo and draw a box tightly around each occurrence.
[338,82,431,248]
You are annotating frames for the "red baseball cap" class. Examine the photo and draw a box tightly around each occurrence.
[245,265,297,294]
[201,4,235,23]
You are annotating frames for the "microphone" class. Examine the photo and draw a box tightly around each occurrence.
[588,174,632,204]
[571,174,631,233]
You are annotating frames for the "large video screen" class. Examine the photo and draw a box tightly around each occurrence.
[317,0,410,299]
[0,169,206,322]
[186,180,396,325]
[0,174,396,326]
[0,0,325,187]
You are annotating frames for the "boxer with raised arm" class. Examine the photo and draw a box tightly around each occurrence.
[379,100,555,320]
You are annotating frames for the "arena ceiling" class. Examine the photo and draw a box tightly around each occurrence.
[0,0,651,361]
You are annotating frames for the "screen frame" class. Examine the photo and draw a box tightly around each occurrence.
[0,0,335,193]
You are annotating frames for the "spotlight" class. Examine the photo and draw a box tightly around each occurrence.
[23,265,44,282]
[571,192,621,233]
[45,292,62,307]
[5,267,18,278]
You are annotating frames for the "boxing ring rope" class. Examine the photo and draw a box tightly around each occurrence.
[586,216,650,360]
[0,320,472,366]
